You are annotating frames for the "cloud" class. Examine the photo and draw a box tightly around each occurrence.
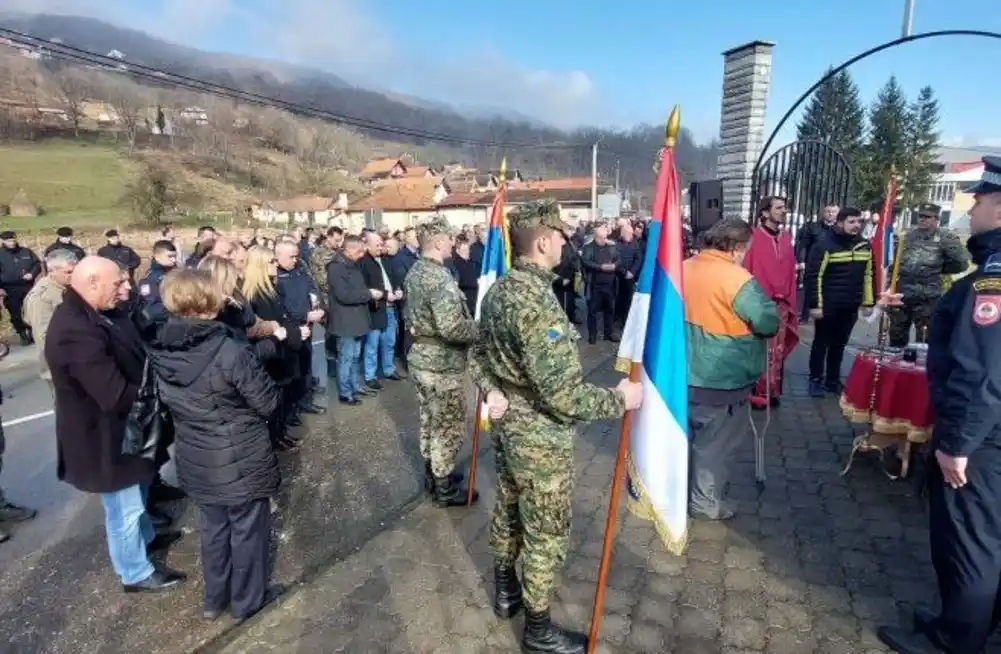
[6,0,602,128]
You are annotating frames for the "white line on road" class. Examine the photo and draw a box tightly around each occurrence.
[0,340,329,429]
[3,410,54,428]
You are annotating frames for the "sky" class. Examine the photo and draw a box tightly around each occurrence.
[8,0,1001,149]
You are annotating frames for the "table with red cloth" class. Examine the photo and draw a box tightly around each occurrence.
[839,348,934,479]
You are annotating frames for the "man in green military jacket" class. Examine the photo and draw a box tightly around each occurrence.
[470,200,644,654]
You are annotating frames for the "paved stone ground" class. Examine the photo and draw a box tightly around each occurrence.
[219,345,981,654]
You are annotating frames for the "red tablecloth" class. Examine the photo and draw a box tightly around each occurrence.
[839,349,934,443]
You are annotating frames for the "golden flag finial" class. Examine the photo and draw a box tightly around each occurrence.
[500,156,508,181]
[665,105,681,148]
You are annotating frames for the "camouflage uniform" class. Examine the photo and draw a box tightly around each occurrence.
[889,225,968,346]
[404,216,477,478]
[470,202,626,613]
[308,245,338,297]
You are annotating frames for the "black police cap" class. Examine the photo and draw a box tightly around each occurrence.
[0,231,15,240]
[966,155,1001,195]
[105,229,119,238]
[56,226,73,237]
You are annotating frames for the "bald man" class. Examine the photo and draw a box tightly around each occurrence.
[46,256,186,591]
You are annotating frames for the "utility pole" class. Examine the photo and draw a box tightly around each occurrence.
[591,142,599,221]
[614,160,620,195]
[901,0,915,38]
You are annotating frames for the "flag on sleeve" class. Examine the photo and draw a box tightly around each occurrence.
[474,157,510,430]
[615,106,689,555]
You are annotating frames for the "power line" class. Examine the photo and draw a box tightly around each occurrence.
[1,28,592,151]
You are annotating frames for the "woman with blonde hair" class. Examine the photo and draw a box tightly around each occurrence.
[243,246,308,450]
[197,255,257,335]
[150,268,281,621]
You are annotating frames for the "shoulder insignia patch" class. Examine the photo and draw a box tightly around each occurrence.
[973,295,1001,327]
[985,253,1001,274]
[546,322,564,341]
[973,278,1001,292]
[139,283,151,297]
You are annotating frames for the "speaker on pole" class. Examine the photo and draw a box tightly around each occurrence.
[689,180,723,235]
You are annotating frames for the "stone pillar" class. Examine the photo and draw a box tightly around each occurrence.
[717,41,774,221]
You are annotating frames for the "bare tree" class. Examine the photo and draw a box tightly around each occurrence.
[52,68,91,137]
[96,74,148,154]
[294,120,338,193]
[204,97,238,170]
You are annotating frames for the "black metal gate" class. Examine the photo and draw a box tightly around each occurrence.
[751,140,853,235]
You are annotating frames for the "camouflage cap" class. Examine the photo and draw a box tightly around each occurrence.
[916,202,941,217]
[415,215,451,242]
[507,199,570,232]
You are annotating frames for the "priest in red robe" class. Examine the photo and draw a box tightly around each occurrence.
[744,196,800,409]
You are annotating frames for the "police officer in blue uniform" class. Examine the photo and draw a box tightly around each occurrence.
[879,156,1001,653]
[136,240,179,341]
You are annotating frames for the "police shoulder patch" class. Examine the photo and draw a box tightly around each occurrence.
[984,253,1001,274]
[973,295,1001,327]
[139,283,151,297]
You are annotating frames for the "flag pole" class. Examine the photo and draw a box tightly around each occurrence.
[587,107,680,653]
[467,392,484,505]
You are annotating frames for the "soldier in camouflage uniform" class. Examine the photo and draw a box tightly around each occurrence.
[404,215,488,507]
[888,203,969,346]
[469,200,644,654]
[309,226,344,362]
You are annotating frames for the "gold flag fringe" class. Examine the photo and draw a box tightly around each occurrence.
[626,455,687,556]
[614,356,632,374]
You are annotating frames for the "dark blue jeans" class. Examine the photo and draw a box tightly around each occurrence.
[336,336,364,399]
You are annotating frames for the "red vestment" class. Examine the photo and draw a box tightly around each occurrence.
[743,226,800,406]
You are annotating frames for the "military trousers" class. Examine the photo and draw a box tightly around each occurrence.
[887,300,936,348]
[927,447,1001,653]
[411,368,468,478]
[490,427,574,612]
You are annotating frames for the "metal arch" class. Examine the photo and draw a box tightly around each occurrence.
[755,29,1001,182]
[753,140,853,232]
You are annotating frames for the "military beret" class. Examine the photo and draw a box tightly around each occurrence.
[415,215,451,241]
[966,155,1001,195]
[916,203,941,217]
[0,231,15,240]
[105,228,119,237]
[56,226,73,237]
[507,199,570,232]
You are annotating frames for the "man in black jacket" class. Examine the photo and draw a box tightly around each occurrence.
[275,242,324,415]
[44,226,86,262]
[615,222,643,325]
[98,230,141,281]
[359,232,404,388]
[803,207,873,397]
[581,223,620,343]
[553,236,580,323]
[0,231,41,345]
[328,237,374,404]
[795,205,839,319]
[136,240,179,342]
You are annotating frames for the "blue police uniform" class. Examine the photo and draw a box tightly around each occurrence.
[135,262,172,341]
[276,262,320,408]
[879,156,1001,654]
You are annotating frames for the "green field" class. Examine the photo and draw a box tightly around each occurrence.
[0,141,136,233]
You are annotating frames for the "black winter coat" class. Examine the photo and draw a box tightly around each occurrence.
[359,254,396,331]
[804,228,875,312]
[249,289,304,386]
[151,318,280,506]
[46,288,155,493]
[327,258,371,338]
[0,245,42,290]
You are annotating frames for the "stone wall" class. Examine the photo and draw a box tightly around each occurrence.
[717,41,774,221]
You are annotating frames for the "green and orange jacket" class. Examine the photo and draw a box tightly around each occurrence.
[683,250,780,391]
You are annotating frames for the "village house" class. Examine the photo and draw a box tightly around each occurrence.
[359,157,408,184]
[402,165,440,180]
[252,194,348,226]
[345,178,449,232]
[436,187,595,228]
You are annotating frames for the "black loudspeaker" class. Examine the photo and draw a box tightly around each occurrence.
[689,180,722,235]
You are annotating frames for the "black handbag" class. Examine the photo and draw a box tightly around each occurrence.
[122,357,173,461]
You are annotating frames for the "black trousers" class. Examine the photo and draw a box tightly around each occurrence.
[3,287,30,339]
[615,278,635,324]
[808,307,856,382]
[553,282,577,322]
[587,285,615,339]
[395,302,410,368]
[198,498,271,618]
[928,448,1001,653]
[295,338,313,402]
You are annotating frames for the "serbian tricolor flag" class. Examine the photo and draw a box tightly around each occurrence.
[474,158,511,430]
[872,172,898,294]
[615,106,689,555]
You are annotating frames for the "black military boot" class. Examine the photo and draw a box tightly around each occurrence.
[492,564,523,619]
[522,608,587,654]
[431,476,478,508]
[423,460,434,493]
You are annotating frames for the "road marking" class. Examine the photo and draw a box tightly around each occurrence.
[0,340,329,429]
[3,410,54,428]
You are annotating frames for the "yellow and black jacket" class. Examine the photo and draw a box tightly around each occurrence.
[804,229,874,312]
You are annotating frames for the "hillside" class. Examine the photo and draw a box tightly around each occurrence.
[0,12,719,191]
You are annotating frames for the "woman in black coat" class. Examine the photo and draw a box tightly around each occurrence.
[241,247,307,450]
[151,268,281,621]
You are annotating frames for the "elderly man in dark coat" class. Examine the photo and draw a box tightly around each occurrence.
[328,236,374,405]
[45,256,186,593]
